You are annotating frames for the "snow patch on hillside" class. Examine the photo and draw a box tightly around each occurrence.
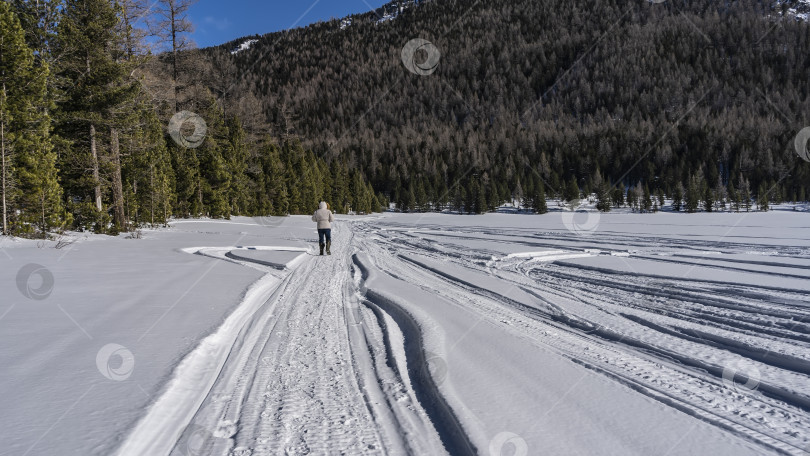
[230,39,258,55]
[775,0,810,20]
[374,0,421,25]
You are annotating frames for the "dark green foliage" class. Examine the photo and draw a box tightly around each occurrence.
[728,181,739,212]
[641,184,653,213]
[224,116,251,215]
[685,175,702,213]
[532,181,548,214]
[611,187,625,209]
[5,0,809,229]
[757,183,770,211]
[596,182,611,213]
[703,186,714,213]
[0,0,382,235]
[0,2,65,236]
[563,177,580,206]
[672,183,684,212]
[165,0,810,214]
[738,173,753,212]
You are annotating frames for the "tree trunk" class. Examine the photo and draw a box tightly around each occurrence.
[90,124,102,212]
[1,109,7,236]
[150,164,155,225]
[171,6,178,112]
[111,128,126,229]
[197,174,203,214]
[40,192,46,237]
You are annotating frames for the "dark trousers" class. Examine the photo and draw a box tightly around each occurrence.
[318,228,331,244]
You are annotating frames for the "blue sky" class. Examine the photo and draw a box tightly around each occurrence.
[189,0,389,48]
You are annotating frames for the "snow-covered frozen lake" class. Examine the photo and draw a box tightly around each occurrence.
[2,208,809,455]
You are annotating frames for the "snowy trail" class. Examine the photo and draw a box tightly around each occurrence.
[112,214,809,456]
[165,223,445,456]
[356,220,810,454]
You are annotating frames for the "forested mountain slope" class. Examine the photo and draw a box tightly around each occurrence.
[165,0,810,211]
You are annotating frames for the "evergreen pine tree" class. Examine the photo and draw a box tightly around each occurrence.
[738,174,752,212]
[513,179,523,209]
[564,177,580,208]
[55,0,134,230]
[0,2,64,236]
[728,180,738,212]
[703,186,714,213]
[406,182,416,213]
[713,175,726,212]
[530,180,546,214]
[611,186,624,208]
[464,178,477,214]
[488,178,500,212]
[672,182,684,212]
[196,97,231,218]
[415,178,427,212]
[475,177,487,214]
[452,183,464,213]
[224,115,250,214]
[685,175,701,213]
[436,180,449,211]
[596,181,611,212]
[130,107,174,225]
[642,183,652,213]
[757,183,770,212]
[330,160,349,213]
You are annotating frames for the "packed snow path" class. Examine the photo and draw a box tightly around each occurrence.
[104,213,809,456]
[159,224,444,455]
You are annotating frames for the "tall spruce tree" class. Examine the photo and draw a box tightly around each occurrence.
[224,115,250,214]
[757,183,770,212]
[685,175,702,213]
[596,181,611,212]
[532,181,548,214]
[0,2,64,236]
[564,177,580,208]
[641,184,652,213]
[55,0,132,230]
[672,183,684,212]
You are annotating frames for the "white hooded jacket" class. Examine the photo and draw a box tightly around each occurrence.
[312,202,335,229]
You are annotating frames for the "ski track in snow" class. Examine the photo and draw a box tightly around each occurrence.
[116,217,810,455]
[356,221,810,455]
[153,224,444,456]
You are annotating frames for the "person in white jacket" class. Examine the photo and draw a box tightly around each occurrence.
[312,201,335,255]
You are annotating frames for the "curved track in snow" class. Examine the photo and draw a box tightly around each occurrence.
[117,216,810,456]
[352,219,810,455]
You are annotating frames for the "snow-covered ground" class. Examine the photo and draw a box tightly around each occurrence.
[1,208,809,455]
